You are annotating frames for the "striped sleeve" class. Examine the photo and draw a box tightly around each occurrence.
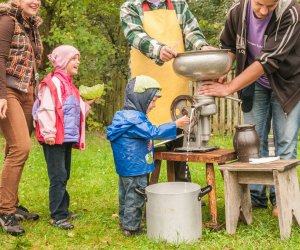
[256,6,300,74]
[178,1,208,50]
[120,1,164,64]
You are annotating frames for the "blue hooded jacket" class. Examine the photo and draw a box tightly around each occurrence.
[106,77,176,176]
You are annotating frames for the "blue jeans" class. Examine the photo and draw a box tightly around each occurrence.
[43,143,73,220]
[118,174,147,231]
[244,83,300,207]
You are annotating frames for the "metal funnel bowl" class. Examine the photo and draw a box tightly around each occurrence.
[173,49,232,81]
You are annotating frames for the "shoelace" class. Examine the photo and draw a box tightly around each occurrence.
[3,214,18,226]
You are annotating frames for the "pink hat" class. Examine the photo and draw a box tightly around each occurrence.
[48,45,80,70]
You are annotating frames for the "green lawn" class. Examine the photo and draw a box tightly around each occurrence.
[0,133,300,250]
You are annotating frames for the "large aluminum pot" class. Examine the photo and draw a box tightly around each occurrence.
[145,182,211,243]
[173,49,232,81]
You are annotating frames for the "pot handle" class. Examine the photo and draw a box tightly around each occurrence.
[198,185,212,201]
[135,187,147,202]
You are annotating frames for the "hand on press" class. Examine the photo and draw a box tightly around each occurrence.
[175,115,190,128]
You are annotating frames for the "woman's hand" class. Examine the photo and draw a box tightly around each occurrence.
[45,138,55,145]
[175,115,190,128]
[0,99,7,119]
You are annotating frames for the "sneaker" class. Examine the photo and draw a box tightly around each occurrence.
[50,218,74,230]
[122,228,144,236]
[67,211,79,219]
[272,206,278,217]
[15,205,39,221]
[0,213,25,236]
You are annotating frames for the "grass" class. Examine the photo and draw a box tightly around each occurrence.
[0,133,299,250]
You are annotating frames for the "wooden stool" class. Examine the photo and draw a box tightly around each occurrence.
[151,149,237,228]
[219,159,300,239]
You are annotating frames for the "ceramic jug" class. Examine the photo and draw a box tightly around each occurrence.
[233,124,260,162]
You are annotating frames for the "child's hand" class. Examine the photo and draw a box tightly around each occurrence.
[85,97,99,105]
[175,115,190,128]
[45,138,55,145]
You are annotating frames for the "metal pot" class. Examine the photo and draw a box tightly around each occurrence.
[173,49,232,81]
[144,182,211,243]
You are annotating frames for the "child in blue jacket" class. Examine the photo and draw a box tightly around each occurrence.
[106,75,189,236]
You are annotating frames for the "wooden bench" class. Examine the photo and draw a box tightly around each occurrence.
[219,159,300,239]
[151,149,237,228]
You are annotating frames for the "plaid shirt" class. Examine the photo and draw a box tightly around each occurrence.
[121,0,208,64]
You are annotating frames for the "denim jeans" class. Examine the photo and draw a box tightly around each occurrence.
[43,143,73,221]
[118,174,147,231]
[244,83,300,207]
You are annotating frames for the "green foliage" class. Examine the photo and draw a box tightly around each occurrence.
[40,0,115,87]
[189,0,234,46]
[39,0,124,128]
[86,108,104,132]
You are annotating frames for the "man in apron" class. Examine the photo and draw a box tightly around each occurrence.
[121,0,213,181]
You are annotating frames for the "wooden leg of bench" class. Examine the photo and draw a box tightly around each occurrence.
[223,170,244,234]
[290,168,300,226]
[274,169,294,239]
[239,184,253,225]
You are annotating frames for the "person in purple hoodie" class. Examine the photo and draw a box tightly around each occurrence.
[199,0,300,217]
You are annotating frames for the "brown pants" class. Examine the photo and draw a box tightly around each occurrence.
[0,86,34,214]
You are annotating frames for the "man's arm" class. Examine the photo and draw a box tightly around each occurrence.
[120,2,165,64]
[180,1,208,50]
[199,61,264,96]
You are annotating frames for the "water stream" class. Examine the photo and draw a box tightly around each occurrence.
[184,108,195,179]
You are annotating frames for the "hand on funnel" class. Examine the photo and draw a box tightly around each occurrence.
[175,115,190,129]
[160,45,177,62]
[198,81,233,97]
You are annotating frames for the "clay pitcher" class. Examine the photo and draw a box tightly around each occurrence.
[233,124,260,162]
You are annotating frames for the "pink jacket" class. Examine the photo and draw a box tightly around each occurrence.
[33,71,90,150]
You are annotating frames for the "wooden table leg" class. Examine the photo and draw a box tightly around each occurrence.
[167,161,175,182]
[150,160,162,185]
[205,162,217,227]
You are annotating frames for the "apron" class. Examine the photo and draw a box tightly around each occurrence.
[130,0,189,125]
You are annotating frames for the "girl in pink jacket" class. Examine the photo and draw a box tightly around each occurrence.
[33,45,91,230]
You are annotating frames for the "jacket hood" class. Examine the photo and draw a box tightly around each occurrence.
[275,0,293,20]
[123,76,160,113]
[106,110,147,141]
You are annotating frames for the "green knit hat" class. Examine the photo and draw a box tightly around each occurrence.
[133,75,162,97]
